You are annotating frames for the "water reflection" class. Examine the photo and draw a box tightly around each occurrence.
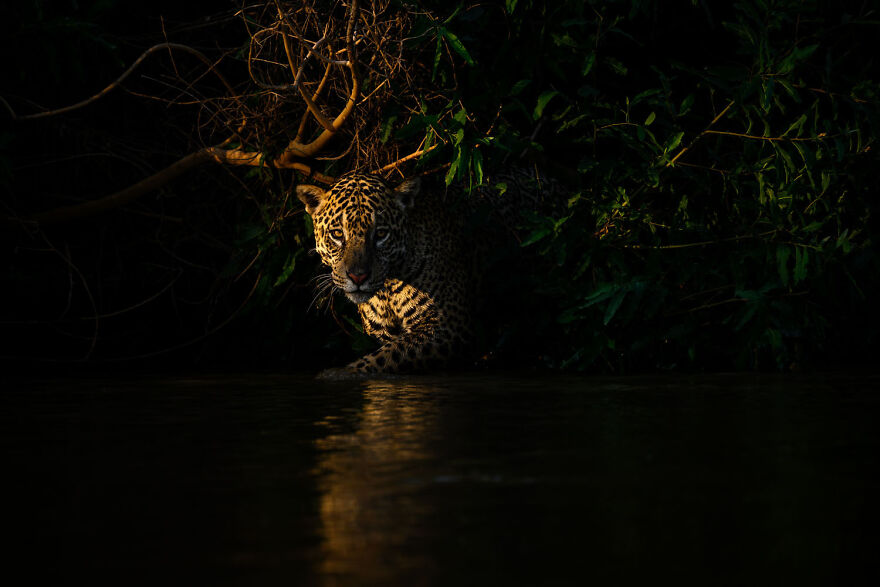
[4,374,878,585]
[315,379,444,583]
[307,375,880,585]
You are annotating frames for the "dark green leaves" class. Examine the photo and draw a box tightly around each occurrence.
[437,27,474,66]
[474,0,879,371]
[533,90,559,120]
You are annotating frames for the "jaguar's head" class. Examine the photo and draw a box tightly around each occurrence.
[297,173,421,304]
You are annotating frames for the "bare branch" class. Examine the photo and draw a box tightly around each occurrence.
[378,143,439,174]
[296,60,334,141]
[30,150,215,225]
[277,0,361,161]
[207,146,335,182]
[6,43,238,121]
[25,144,337,227]
[666,101,735,167]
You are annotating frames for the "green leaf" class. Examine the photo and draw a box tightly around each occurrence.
[557,113,589,132]
[509,79,531,96]
[793,44,819,61]
[582,53,596,76]
[778,79,802,103]
[445,155,460,186]
[778,44,818,74]
[394,113,438,140]
[782,114,807,138]
[440,28,475,66]
[644,111,656,126]
[761,79,775,112]
[380,114,397,144]
[505,0,518,14]
[471,149,484,185]
[664,131,684,153]
[520,227,551,247]
[579,283,618,308]
[605,57,628,76]
[603,289,627,325]
[533,90,560,120]
[778,146,796,177]
[820,171,831,193]
[552,33,577,48]
[432,37,442,81]
[632,89,663,105]
[678,94,695,116]
[273,252,298,287]
[837,229,852,254]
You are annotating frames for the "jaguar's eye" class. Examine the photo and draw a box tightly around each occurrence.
[375,227,389,241]
[329,228,344,241]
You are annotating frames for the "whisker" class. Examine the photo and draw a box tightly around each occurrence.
[308,275,338,313]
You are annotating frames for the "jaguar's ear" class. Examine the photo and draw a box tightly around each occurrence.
[393,177,421,210]
[296,184,328,215]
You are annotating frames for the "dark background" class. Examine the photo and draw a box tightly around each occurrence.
[2,0,878,374]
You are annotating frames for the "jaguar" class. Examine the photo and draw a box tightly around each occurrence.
[297,169,558,377]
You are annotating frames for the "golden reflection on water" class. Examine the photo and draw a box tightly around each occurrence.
[314,379,444,583]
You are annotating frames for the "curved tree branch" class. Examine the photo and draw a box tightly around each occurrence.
[15,4,368,228]
[30,150,215,225]
[28,146,335,227]
[278,0,360,161]
[379,143,439,174]
[207,146,336,183]
[5,43,238,121]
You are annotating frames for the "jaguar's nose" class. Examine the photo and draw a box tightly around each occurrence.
[347,271,370,286]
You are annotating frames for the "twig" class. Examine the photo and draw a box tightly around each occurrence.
[27,146,336,227]
[48,237,99,359]
[6,43,237,121]
[622,230,777,249]
[666,100,734,167]
[702,129,829,142]
[30,150,215,225]
[378,143,439,173]
[296,60,333,142]
[105,270,264,361]
[672,290,809,316]
[83,271,182,319]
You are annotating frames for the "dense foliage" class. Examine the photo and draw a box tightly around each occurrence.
[2,0,878,371]
[429,0,880,371]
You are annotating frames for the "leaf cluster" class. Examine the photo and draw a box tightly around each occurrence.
[480,0,880,370]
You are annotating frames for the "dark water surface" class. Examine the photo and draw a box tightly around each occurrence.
[3,373,879,585]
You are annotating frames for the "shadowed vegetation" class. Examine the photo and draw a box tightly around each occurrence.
[1,0,878,371]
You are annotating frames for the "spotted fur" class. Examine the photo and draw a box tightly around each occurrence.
[298,169,561,376]
[297,173,473,375]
